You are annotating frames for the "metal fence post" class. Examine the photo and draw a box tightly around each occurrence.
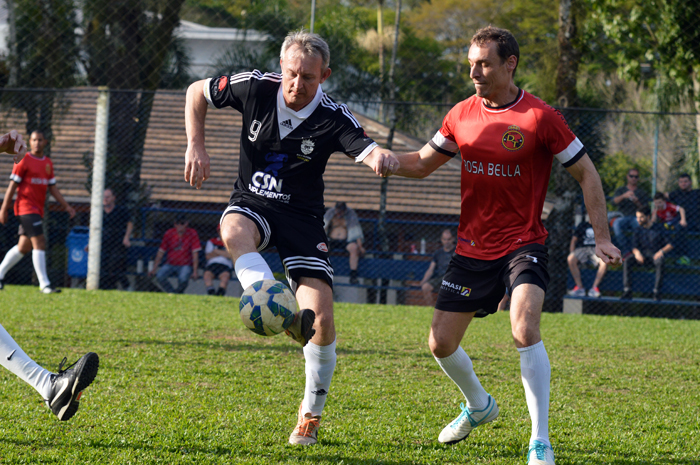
[86,87,110,290]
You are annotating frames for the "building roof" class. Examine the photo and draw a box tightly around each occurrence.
[0,88,461,215]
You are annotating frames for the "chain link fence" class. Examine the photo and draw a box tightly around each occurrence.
[0,1,699,318]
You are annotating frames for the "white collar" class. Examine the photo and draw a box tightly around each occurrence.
[276,84,325,139]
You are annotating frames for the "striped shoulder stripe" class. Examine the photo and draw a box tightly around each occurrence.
[320,95,361,128]
[229,70,282,86]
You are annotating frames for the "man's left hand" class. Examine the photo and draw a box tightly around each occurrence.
[66,206,76,219]
[596,240,621,265]
[364,147,399,177]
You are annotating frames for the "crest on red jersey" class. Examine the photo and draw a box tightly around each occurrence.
[501,125,524,151]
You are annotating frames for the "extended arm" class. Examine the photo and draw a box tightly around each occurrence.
[566,154,621,264]
[123,221,134,247]
[420,261,437,285]
[0,181,18,224]
[679,206,687,227]
[393,144,452,179]
[569,236,578,254]
[191,250,199,279]
[149,249,166,276]
[184,79,211,189]
[48,184,76,218]
[0,130,27,163]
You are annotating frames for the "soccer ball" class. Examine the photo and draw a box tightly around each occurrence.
[239,280,297,336]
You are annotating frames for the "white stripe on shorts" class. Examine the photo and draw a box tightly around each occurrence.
[220,205,271,251]
[283,256,334,281]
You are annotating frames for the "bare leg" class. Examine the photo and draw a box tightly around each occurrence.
[567,253,583,289]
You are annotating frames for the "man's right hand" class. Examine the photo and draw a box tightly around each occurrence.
[184,144,211,189]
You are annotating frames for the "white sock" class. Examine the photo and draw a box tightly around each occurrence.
[234,252,275,290]
[32,250,51,289]
[0,323,54,399]
[302,339,336,417]
[518,340,551,447]
[435,346,490,410]
[0,245,25,280]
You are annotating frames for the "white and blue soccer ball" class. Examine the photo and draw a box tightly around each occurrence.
[239,279,297,336]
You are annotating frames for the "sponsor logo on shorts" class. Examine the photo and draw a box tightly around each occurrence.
[317,242,328,252]
[441,280,471,296]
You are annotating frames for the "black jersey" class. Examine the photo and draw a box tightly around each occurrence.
[204,70,377,218]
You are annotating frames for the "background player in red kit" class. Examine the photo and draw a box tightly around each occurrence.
[0,130,99,420]
[0,130,75,293]
[392,26,621,465]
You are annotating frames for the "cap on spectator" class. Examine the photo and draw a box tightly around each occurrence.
[335,201,347,211]
[175,213,188,224]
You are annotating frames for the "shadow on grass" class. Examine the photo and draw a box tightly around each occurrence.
[108,338,434,358]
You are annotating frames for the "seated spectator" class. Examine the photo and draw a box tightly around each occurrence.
[148,214,201,294]
[621,206,673,301]
[324,202,365,284]
[203,225,233,296]
[567,214,607,298]
[668,173,699,229]
[652,192,686,228]
[611,168,650,254]
[419,229,455,307]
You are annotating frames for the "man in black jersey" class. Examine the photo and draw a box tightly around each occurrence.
[184,31,398,446]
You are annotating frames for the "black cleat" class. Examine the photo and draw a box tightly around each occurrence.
[41,286,61,294]
[45,352,99,421]
[284,309,316,347]
[0,279,4,290]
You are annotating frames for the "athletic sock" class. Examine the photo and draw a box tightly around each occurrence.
[234,252,274,290]
[0,245,25,280]
[435,346,490,411]
[518,340,551,447]
[302,339,336,417]
[32,250,50,289]
[0,323,54,399]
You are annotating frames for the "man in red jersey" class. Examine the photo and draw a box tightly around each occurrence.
[0,130,75,293]
[148,214,201,293]
[0,130,99,421]
[392,26,621,465]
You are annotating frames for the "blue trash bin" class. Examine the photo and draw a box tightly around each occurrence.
[66,226,89,278]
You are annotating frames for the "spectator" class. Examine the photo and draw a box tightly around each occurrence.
[148,214,200,294]
[621,206,673,301]
[323,202,365,284]
[668,173,699,229]
[567,214,607,298]
[419,229,455,306]
[652,192,686,228]
[203,225,233,296]
[0,130,75,293]
[611,168,650,254]
[100,188,133,290]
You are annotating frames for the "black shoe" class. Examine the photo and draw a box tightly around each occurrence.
[620,290,633,300]
[207,288,216,295]
[0,279,4,290]
[349,277,359,285]
[45,353,100,421]
[284,309,316,347]
[216,287,226,296]
[41,286,61,294]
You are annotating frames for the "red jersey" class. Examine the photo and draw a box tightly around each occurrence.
[159,227,202,266]
[430,90,585,260]
[10,153,56,217]
[656,201,680,223]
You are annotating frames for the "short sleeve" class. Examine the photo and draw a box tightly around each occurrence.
[537,106,585,167]
[10,157,26,183]
[333,104,378,163]
[203,71,263,112]
[47,159,56,185]
[205,240,214,254]
[189,230,202,252]
[428,107,460,157]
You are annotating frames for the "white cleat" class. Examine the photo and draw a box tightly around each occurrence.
[527,440,555,464]
[438,394,499,444]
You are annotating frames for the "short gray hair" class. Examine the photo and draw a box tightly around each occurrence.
[280,30,330,70]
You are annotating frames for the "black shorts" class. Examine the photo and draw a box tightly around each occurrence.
[435,243,550,317]
[205,263,233,276]
[17,214,44,238]
[221,198,333,292]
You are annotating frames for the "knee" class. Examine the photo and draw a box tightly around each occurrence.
[567,253,577,267]
[346,243,358,255]
[511,323,540,348]
[429,331,458,359]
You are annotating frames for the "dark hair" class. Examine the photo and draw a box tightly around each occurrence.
[175,214,188,224]
[30,129,45,138]
[653,192,666,200]
[679,173,691,180]
[627,168,639,175]
[471,26,519,76]
[335,201,347,211]
[637,206,651,216]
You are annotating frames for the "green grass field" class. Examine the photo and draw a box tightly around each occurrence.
[0,286,698,464]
